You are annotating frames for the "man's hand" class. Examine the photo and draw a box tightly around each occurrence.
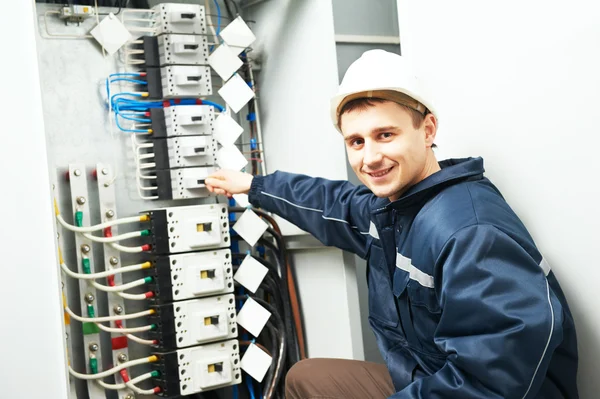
[205,170,254,197]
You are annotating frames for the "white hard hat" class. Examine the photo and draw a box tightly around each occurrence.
[330,49,437,132]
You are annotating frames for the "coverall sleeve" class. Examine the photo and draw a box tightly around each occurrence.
[392,224,563,399]
[248,172,377,258]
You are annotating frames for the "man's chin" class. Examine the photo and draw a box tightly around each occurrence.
[368,186,394,199]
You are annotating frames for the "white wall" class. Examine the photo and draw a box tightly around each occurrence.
[246,0,365,360]
[398,1,600,397]
[0,1,69,398]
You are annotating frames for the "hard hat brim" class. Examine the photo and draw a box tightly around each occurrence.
[330,87,437,133]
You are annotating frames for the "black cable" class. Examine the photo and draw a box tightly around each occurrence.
[230,207,303,362]
[252,299,287,397]
[228,0,240,15]
[258,240,301,365]
[223,0,235,20]
[260,321,280,397]
[114,0,127,15]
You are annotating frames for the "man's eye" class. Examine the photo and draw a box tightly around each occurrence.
[381,132,393,139]
[351,139,364,146]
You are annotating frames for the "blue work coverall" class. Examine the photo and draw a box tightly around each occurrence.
[248,157,578,399]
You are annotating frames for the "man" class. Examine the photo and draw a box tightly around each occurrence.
[205,50,578,398]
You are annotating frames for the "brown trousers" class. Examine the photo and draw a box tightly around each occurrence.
[285,358,395,399]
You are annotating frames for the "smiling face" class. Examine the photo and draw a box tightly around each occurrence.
[340,99,440,201]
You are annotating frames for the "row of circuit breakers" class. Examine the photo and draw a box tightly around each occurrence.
[146,203,241,397]
[63,163,249,398]
[60,4,264,398]
[128,3,255,201]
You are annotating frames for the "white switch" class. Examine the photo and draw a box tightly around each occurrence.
[169,10,197,24]
[184,217,221,248]
[196,357,233,389]
[173,36,201,54]
[193,310,228,343]
[180,136,210,157]
[189,263,225,295]
[176,74,202,86]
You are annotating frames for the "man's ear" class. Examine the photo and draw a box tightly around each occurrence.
[423,113,437,148]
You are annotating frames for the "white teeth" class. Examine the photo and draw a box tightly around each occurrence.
[369,168,391,178]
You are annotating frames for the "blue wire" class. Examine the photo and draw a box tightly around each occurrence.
[115,115,150,133]
[201,99,225,112]
[116,112,151,123]
[109,72,143,78]
[213,0,221,35]
[246,374,256,399]
[232,385,239,399]
[110,92,145,108]
[110,78,148,85]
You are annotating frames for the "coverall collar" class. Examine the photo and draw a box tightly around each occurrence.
[371,157,485,215]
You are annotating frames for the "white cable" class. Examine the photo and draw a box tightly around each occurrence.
[92,278,148,293]
[65,307,153,323]
[126,381,157,396]
[137,174,157,181]
[82,230,145,243]
[205,0,219,46]
[60,261,149,280]
[138,153,155,160]
[125,333,156,345]
[56,213,145,233]
[139,162,156,169]
[110,243,146,253]
[138,184,158,192]
[136,184,159,200]
[98,372,153,390]
[118,291,149,301]
[96,323,154,334]
[68,356,156,380]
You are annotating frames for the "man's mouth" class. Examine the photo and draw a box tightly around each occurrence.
[366,167,393,178]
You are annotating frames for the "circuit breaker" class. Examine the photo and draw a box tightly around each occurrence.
[152,340,242,397]
[150,294,238,349]
[151,249,234,303]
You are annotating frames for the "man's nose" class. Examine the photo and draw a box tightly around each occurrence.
[363,142,383,167]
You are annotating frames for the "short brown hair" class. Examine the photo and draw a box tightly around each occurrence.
[338,97,428,130]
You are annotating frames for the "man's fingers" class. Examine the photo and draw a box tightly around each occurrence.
[205,177,221,187]
[213,188,230,196]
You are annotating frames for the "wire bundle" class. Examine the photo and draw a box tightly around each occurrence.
[230,207,306,399]
[105,73,226,135]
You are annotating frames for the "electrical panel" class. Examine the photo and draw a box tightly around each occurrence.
[36,1,274,398]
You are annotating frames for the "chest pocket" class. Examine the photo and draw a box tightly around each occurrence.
[393,264,444,359]
[367,244,399,328]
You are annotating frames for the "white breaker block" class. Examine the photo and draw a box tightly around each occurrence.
[153,3,207,35]
[155,136,218,169]
[159,34,209,66]
[155,249,234,302]
[164,105,215,137]
[160,340,242,396]
[161,65,212,98]
[170,294,238,348]
[156,166,218,200]
[147,203,231,254]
